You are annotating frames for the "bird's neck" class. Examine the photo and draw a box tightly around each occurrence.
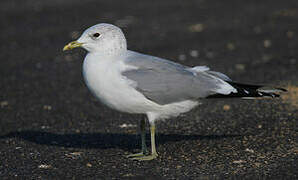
[87,50,126,62]
[91,45,126,57]
[87,50,127,61]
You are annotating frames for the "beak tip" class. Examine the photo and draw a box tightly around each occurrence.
[62,41,82,52]
[62,46,69,51]
[63,44,71,51]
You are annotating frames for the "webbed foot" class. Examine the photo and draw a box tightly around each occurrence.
[130,153,158,161]
[126,152,147,158]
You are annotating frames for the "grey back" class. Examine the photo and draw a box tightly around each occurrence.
[122,51,230,105]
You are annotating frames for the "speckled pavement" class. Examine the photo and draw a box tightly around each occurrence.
[0,0,297,179]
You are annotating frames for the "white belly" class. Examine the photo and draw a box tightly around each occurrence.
[82,54,155,114]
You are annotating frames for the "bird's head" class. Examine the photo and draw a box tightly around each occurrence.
[63,23,127,55]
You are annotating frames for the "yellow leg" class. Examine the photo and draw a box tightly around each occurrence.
[150,124,158,156]
[131,124,158,161]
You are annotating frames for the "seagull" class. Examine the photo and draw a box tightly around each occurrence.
[63,23,286,160]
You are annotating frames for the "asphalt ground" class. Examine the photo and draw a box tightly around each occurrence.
[0,0,297,179]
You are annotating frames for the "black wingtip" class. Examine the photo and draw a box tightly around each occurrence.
[206,82,287,99]
[276,87,287,92]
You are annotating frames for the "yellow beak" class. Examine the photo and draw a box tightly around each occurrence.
[63,41,83,51]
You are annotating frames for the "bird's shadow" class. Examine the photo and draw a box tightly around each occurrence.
[0,131,241,151]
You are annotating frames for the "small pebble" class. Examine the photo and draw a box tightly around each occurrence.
[189,23,205,32]
[226,42,236,51]
[41,126,50,129]
[189,50,199,58]
[43,105,52,110]
[178,54,186,61]
[245,148,254,153]
[263,39,272,48]
[119,124,137,128]
[223,105,231,111]
[123,173,134,177]
[262,54,273,62]
[38,164,52,169]
[233,160,246,164]
[235,64,245,71]
[1,101,8,107]
[70,152,83,156]
[65,152,83,159]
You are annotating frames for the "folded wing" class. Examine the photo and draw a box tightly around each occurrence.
[122,51,236,105]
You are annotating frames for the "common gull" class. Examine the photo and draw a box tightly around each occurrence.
[63,23,286,160]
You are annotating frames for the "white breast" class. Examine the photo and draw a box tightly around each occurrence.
[82,53,156,114]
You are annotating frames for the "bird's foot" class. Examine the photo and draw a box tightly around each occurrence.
[130,153,158,161]
[126,152,147,158]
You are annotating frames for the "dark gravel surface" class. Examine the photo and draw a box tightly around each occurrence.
[1,0,297,179]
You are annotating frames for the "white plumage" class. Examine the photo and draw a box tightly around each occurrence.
[83,51,200,121]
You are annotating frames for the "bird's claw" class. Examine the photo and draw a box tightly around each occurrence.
[130,153,158,161]
[126,152,147,158]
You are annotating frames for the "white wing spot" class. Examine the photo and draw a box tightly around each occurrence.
[258,92,263,96]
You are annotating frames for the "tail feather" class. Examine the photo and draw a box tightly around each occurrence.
[207,82,287,99]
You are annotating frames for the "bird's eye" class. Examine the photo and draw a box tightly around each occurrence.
[93,33,100,38]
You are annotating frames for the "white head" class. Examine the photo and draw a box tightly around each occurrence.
[63,23,127,55]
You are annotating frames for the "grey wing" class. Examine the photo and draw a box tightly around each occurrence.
[122,51,235,105]
[188,66,232,81]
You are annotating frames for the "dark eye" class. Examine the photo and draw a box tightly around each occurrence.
[93,33,100,38]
